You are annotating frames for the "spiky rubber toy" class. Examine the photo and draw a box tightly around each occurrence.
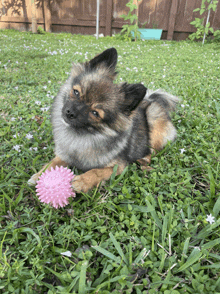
[36,166,75,209]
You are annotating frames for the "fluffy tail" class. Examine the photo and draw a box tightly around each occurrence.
[144,89,179,151]
[144,89,179,114]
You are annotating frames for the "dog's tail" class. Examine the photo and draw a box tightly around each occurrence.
[144,89,179,151]
[144,89,179,114]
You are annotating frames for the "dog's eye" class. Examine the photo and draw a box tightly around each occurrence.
[73,89,79,96]
[91,110,99,118]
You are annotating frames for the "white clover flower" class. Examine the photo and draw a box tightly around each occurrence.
[60,251,72,257]
[43,85,47,89]
[180,148,186,154]
[26,133,33,139]
[30,147,38,151]
[35,101,41,105]
[206,214,215,224]
[11,117,16,121]
[13,133,20,138]
[13,145,21,152]
[40,107,50,112]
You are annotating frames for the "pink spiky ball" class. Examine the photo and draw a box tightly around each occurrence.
[36,166,75,209]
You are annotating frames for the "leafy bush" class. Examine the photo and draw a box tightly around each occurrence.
[189,0,220,42]
[120,0,141,41]
[37,26,46,35]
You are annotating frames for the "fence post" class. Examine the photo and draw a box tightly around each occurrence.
[43,0,52,32]
[167,0,178,40]
[105,0,113,36]
[31,0,37,33]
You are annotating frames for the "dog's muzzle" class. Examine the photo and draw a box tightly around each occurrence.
[62,100,89,127]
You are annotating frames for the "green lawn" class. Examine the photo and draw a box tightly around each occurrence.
[0,30,220,294]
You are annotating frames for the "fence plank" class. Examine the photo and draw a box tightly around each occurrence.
[0,16,44,23]
[212,0,220,30]
[105,0,113,36]
[167,0,178,40]
[43,0,52,32]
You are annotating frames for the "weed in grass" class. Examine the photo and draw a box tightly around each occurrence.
[0,29,220,293]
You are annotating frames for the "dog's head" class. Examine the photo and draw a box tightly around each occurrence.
[61,48,147,133]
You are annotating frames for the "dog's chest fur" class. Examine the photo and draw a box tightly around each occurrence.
[53,124,129,171]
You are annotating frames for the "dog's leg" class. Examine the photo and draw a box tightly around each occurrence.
[137,154,153,171]
[72,161,126,193]
[28,156,68,185]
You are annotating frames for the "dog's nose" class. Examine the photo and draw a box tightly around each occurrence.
[65,108,78,119]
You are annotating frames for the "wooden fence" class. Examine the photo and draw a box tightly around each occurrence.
[0,0,220,40]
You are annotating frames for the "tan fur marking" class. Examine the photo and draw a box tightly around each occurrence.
[72,160,126,193]
[89,112,101,122]
[90,103,105,120]
[137,155,153,171]
[150,119,167,150]
[70,85,82,100]
[29,156,68,184]
[73,85,82,95]
[137,154,151,166]
[107,159,126,172]
[146,99,177,151]
[93,108,105,120]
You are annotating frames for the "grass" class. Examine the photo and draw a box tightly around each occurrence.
[0,29,220,294]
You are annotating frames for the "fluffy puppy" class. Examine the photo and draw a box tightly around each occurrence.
[28,48,178,192]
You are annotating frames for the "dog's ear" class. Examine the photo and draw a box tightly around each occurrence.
[88,48,118,71]
[120,83,147,113]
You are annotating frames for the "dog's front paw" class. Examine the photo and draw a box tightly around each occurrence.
[72,174,94,193]
[28,173,39,185]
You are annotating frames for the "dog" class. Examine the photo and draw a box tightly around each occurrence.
[28,48,179,193]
